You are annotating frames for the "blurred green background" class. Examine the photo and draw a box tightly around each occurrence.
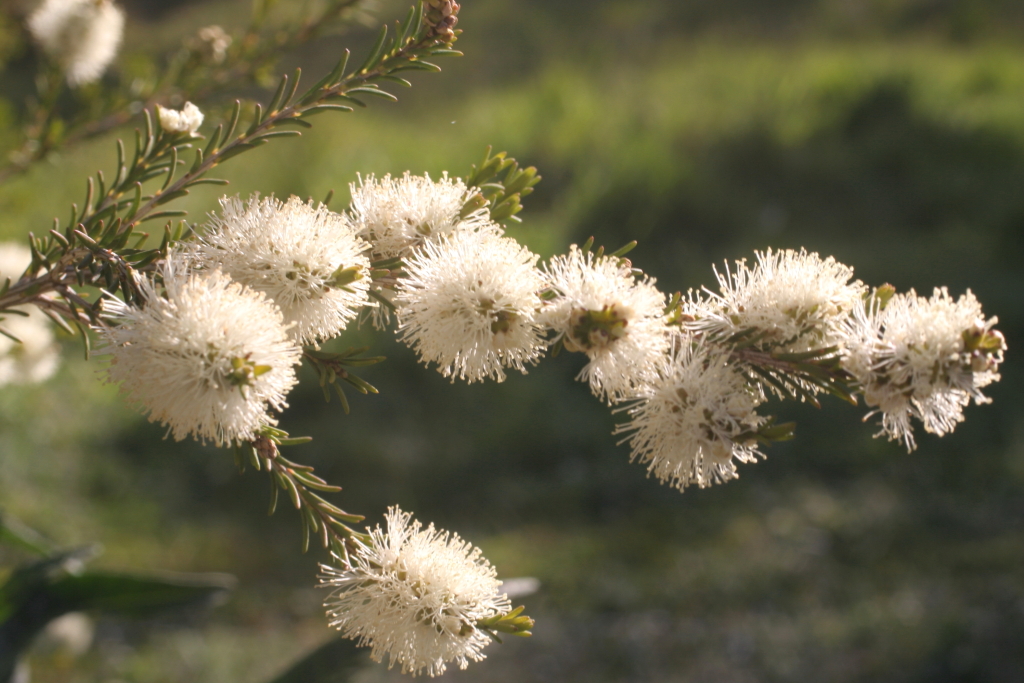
[1,0,1023,681]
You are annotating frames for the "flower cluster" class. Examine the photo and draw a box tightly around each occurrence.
[320,507,511,677]
[100,186,377,443]
[615,337,766,490]
[196,195,371,345]
[690,248,867,354]
[2,0,1011,669]
[0,244,60,387]
[540,246,669,402]
[842,287,1005,450]
[396,229,546,383]
[28,0,125,87]
[100,259,301,445]
[349,172,486,262]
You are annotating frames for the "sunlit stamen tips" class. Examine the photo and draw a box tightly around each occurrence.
[319,506,514,678]
[540,245,669,403]
[195,194,372,345]
[690,248,867,357]
[395,229,546,384]
[348,171,492,263]
[841,287,1005,451]
[98,258,301,446]
[615,335,768,491]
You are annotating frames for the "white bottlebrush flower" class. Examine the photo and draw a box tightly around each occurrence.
[842,287,1005,451]
[100,258,301,446]
[348,172,491,261]
[157,102,204,136]
[615,335,766,491]
[692,248,867,353]
[539,245,669,402]
[320,506,512,678]
[395,230,546,383]
[195,195,372,345]
[0,243,60,387]
[28,0,125,87]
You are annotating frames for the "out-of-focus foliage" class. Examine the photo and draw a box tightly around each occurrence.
[1,0,1022,681]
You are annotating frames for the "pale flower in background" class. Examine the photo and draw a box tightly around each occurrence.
[320,506,511,678]
[396,229,546,383]
[157,102,204,136]
[195,195,371,345]
[37,613,95,656]
[348,172,490,261]
[540,245,669,402]
[842,287,1005,450]
[197,25,232,63]
[615,335,766,491]
[28,0,125,87]
[0,243,60,387]
[100,258,301,445]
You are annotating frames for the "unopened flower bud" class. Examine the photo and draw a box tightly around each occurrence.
[424,0,460,40]
[254,435,278,460]
[157,102,204,136]
[331,265,364,289]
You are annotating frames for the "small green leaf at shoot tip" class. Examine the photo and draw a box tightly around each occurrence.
[610,240,638,258]
[277,436,314,447]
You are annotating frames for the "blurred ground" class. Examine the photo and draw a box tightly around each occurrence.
[1,1,1023,681]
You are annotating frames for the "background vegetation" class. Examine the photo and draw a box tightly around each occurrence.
[1,0,1022,681]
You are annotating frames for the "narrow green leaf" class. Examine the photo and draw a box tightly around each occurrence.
[302,104,354,116]
[266,73,291,114]
[358,25,389,74]
[224,100,243,140]
[139,210,189,224]
[204,124,223,156]
[186,177,230,187]
[347,87,397,101]
[0,513,54,556]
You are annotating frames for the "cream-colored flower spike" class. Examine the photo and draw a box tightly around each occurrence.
[157,102,204,136]
[320,507,512,678]
[842,287,1005,451]
[28,0,125,87]
[0,244,60,386]
[349,172,492,261]
[396,229,546,383]
[195,195,372,345]
[100,257,301,446]
[691,248,867,354]
[540,245,669,402]
[616,335,766,490]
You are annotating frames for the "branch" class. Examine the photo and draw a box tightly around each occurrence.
[0,0,369,185]
[239,434,369,565]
